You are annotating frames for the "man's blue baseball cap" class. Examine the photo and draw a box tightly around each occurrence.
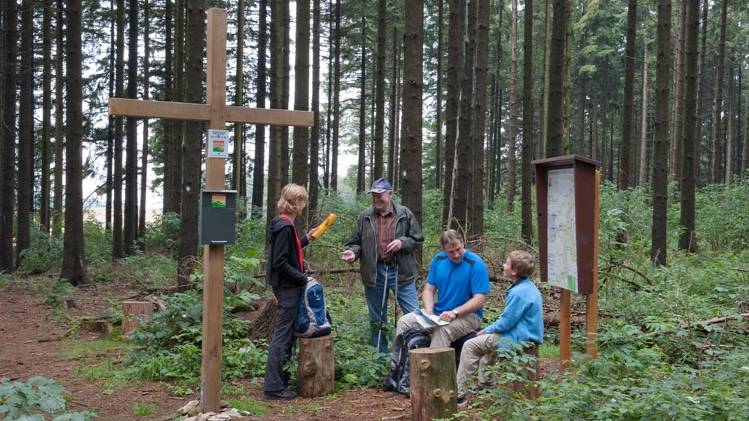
[368,177,393,194]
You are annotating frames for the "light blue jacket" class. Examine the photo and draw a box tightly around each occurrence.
[483,278,544,350]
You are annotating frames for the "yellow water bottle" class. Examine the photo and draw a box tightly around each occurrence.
[310,213,337,240]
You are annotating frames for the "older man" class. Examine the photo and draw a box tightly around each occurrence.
[394,229,490,348]
[341,177,423,352]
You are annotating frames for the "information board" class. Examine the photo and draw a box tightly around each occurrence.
[546,168,579,293]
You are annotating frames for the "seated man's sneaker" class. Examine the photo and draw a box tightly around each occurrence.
[457,395,468,408]
[263,389,298,400]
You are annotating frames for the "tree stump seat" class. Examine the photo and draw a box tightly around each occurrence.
[297,334,334,397]
[409,347,458,421]
[508,342,541,399]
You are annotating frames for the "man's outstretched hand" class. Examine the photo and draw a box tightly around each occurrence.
[341,249,357,263]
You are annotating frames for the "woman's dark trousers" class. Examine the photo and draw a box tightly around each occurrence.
[263,286,302,392]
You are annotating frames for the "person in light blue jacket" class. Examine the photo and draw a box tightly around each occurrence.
[455,250,544,405]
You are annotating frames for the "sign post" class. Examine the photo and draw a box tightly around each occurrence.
[532,155,601,364]
[108,8,313,412]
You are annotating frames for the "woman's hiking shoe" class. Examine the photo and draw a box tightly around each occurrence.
[263,389,297,400]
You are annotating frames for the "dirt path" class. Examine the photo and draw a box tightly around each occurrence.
[0,282,415,420]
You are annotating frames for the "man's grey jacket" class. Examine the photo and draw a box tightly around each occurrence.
[344,204,423,288]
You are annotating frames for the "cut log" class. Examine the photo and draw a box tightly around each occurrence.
[409,347,457,421]
[297,335,334,397]
[122,300,154,336]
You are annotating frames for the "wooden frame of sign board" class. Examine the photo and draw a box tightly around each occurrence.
[532,155,601,364]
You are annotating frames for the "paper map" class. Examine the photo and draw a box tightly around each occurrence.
[547,167,578,293]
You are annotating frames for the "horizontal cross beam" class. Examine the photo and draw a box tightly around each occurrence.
[109,98,314,127]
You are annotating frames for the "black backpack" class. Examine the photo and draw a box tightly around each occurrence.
[383,327,431,395]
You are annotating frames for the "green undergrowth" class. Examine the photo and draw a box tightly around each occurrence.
[0,376,96,420]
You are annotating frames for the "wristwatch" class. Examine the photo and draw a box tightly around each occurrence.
[451,309,460,317]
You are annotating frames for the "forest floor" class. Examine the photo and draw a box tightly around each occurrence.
[0,274,559,420]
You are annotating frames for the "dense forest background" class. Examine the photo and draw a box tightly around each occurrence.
[0,0,748,278]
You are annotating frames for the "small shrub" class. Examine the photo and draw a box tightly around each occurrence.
[0,376,96,420]
[132,403,154,417]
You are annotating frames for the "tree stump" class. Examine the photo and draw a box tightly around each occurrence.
[508,343,541,399]
[122,301,153,336]
[297,335,334,397]
[409,347,457,421]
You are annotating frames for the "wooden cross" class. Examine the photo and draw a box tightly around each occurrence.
[108,9,313,412]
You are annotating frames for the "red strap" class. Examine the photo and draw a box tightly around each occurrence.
[278,215,304,271]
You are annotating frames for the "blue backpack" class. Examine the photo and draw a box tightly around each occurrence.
[294,279,332,338]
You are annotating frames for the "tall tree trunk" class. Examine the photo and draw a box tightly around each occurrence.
[387,27,400,184]
[469,0,490,239]
[17,0,34,262]
[331,0,340,191]
[177,0,205,283]
[309,0,320,219]
[171,0,185,215]
[452,0,475,230]
[540,0,551,158]
[506,0,518,212]
[113,0,125,259]
[324,0,333,190]
[162,0,173,213]
[139,0,151,240]
[233,0,245,197]
[400,0,423,228]
[670,0,686,184]
[520,0,533,244]
[545,0,567,157]
[125,0,139,256]
[725,64,735,185]
[106,0,116,230]
[357,11,366,194]
[0,0,17,271]
[41,0,53,234]
[710,0,727,184]
[434,0,443,189]
[281,0,290,186]
[696,0,708,183]
[374,0,386,181]
[292,0,310,198]
[639,42,649,186]
[252,0,267,212]
[268,0,284,225]
[52,0,64,239]
[651,0,671,267]
[61,0,86,285]
[619,0,637,190]
[679,0,698,252]
[442,0,462,227]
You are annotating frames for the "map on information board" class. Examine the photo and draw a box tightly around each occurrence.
[547,168,578,293]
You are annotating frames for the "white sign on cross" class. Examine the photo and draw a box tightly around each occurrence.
[108,8,313,412]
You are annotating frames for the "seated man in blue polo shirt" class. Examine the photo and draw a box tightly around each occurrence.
[393,229,491,350]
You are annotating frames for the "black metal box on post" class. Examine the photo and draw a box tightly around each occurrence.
[199,189,238,245]
[532,155,601,361]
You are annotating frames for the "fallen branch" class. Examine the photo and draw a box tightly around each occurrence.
[645,312,749,337]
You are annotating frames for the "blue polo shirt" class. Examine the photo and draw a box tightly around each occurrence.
[427,249,491,319]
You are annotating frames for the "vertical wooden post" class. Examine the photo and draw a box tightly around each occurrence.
[560,289,572,364]
[585,170,601,358]
[201,8,227,413]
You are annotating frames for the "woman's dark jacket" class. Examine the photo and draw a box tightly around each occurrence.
[267,216,310,289]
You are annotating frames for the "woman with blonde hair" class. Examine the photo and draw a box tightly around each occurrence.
[263,183,315,400]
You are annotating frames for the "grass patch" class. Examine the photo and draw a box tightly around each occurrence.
[61,338,132,360]
[539,342,560,359]
[132,403,155,417]
[281,402,322,416]
[226,397,268,417]
[73,358,133,394]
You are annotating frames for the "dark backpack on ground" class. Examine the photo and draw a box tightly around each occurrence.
[383,327,431,394]
[294,279,332,338]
